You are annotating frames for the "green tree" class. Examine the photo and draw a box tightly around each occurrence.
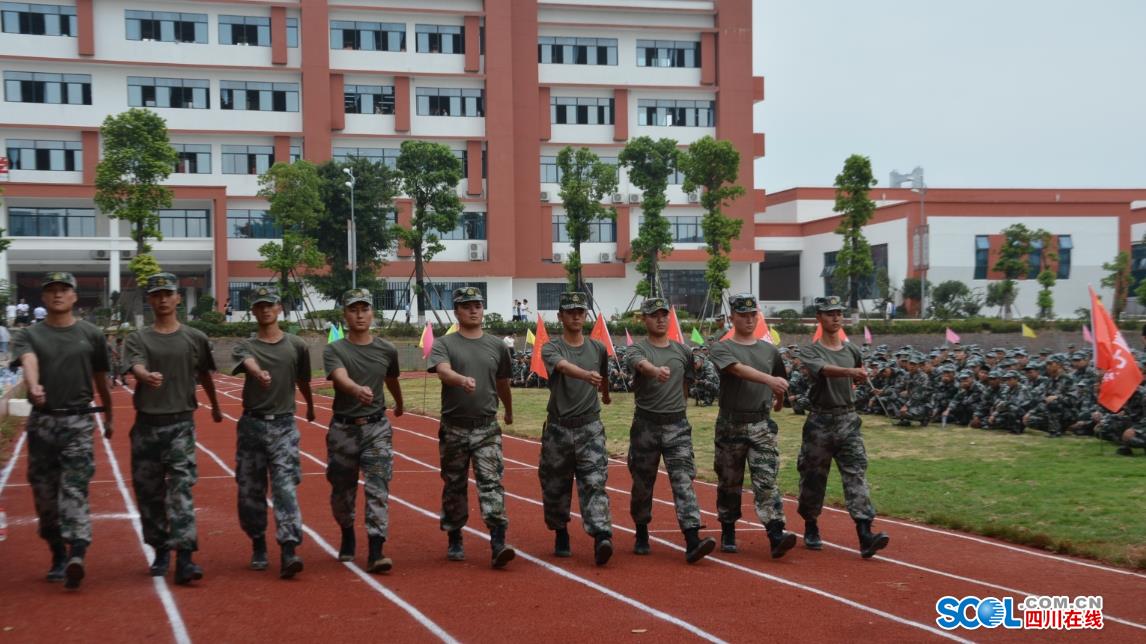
[393,140,463,324]
[1032,230,1058,319]
[991,223,1039,319]
[556,146,617,292]
[257,161,326,315]
[829,154,877,312]
[678,136,745,310]
[619,136,678,297]
[1101,251,1131,321]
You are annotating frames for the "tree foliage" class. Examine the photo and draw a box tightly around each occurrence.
[257,161,326,311]
[619,136,678,297]
[1101,251,1131,321]
[991,223,1051,319]
[930,280,983,319]
[679,136,744,309]
[556,146,618,292]
[830,154,877,312]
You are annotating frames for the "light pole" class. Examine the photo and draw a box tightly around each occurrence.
[343,167,357,290]
[890,166,927,318]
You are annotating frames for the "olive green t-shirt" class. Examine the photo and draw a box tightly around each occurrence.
[125,325,216,415]
[428,332,511,419]
[11,320,109,409]
[233,334,311,415]
[323,336,400,417]
[708,338,788,413]
[625,338,694,413]
[796,341,864,409]
[542,337,608,418]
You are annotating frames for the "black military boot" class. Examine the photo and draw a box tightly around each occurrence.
[149,547,171,577]
[1116,446,1134,456]
[553,528,571,557]
[280,541,303,579]
[593,533,613,566]
[766,520,797,559]
[446,529,465,561]
[856,519,890,559]
[250,536,269,571]
[633,523,651,555]
[490,526,515,569]
[803,520,823,550]
[338,526,355,562]
[64,540,87,589]
[720,522,737,553]
[46,541,68,582]
[173,549,204,585]
[367,536,391,574]
[683,528,716,564]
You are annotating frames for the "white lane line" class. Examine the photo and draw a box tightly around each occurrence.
[0,431,27,497]
[5,511,137,526]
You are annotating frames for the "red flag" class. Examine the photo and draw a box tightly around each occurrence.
[625,329,634,346]
[1090,287,1141,412]
[667,306,684,343]
[590,314,616,357]
[419,322,434,359]
[864,326,873,344]
[529,314,550,379]
[812,322,823,343]
[720,327,734,341]
[1082,324,1093,343]
[755,312,770,341]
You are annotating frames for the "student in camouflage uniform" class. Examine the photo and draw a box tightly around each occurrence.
[125,273,222,585]
[232,286,315,578]
[323,289,403,574]
[538,291,613,565]
[895,354,931,426]
[625,296,716,564]
[786,359,810,414]
[1023,355,1074,437]
[943,371,983,426]
[429,287,516,568]
[972,369,1004,428]
[796,296,889,559]
[929,365,959,424]
[708,294,797,559]
[13,272,113,589]
[1067,352,1098,435]
[988,371,1026,434]
[689,349,719,406]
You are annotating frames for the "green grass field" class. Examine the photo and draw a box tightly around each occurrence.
[336,376,1146,569]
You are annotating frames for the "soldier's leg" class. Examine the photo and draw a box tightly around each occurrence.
[713,417,750,525]
[235,416,270,540]
[833,414,876,522]
[57,416,96,545]
[470,421,508,530]
[359,420,394,539]
[267,419,303,546]
[797,414,836,522]
[572,420,611,537]
[326,421,361,531]
[627,418,661,526]
[538,421,575,531]
[438,423,471,532]
[25,417,63,545]
[661,419,701,531]
[163,421,199,551]
[130,423,170,549]
[747,419,785,527]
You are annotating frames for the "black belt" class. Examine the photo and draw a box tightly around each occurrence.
[719,410,770,424]
[811,406,855,416]
[635,408,686,424]
[243,410,295,421]
[547,413,600,428]
[331,411,388,427]
[441,415,497,429]
[39,406,105,416]
[135,411,195,425]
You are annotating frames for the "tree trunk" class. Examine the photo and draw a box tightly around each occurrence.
[848,236,860,312]
[573,238,583,292]
[414,246,426,326]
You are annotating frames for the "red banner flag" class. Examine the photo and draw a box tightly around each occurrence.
[590,314,616,357]
[755,312,770,341]
[667,305,685,343]
[864,326,873,344]
[1090,286,1141,412]
[529,314,550,379]
[812,322,823,343]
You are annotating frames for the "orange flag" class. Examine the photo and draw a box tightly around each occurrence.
[812,322,849,343]
[1090,286,1142,412]
[529,314,550,379]
[590,314,616,357]
[667,305,685,343]
[755,312,771,342]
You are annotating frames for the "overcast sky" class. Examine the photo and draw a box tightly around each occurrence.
[753,0,1146,193]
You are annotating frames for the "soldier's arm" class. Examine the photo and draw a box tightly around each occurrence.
[93,372,114,437]
[20,351,45,407]
[296,377,316,422]
[197,370,223,422]
[496,378,513,425]
[434,361,476,392]
[329,367,373,405]
[724,362,789,395]
[553,359,602,386]
[385,376,404,417]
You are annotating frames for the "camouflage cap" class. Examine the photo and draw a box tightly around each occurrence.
[728,293,758,314]
[1005,370,1020,379]
[1046,353,1067,365]
[640,297,670,315]
[250,285,281,306]
[146,272,179,293]
[1038,347,1051,355]
[559,291,589,311]
[1025,360,1044,371]
[988,369,1004,379]
[937,364,956,373]
[452,286,484,305]
[1013,349,1028,357]
[957,370,974,380]
[908,353,926,365]
[1070,351,1087,361]
[41,271,76,289]
[813,295,844,312]
[342,288,372,308]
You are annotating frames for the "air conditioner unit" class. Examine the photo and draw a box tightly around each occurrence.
[90,249,110,260]
[468,242,482,261]
[540,191,550,202]
[611,192,624,204]
[628,194,641,204]
[552,252,563,263]
[599,252,612,263]
[687,191,700,203]
[120,249,136,259]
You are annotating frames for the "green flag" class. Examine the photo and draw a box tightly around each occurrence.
[327,323,343,344]
[690,327,705,345]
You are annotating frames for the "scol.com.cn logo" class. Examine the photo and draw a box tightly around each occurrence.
[935,595,1104,631]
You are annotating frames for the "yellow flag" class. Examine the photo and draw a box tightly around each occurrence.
[1022,323,1037,339]
[771,327,781,345]
[526,328,536,345]
[445,322,459,335]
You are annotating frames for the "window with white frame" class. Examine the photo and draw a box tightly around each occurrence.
[220,81,299,112]
[415,24,463,54]
[128,76,209,109]
[125,10,207,43]
[1,2,75,36]
[416,87,483,116]
[5,138,81,171]
[4,71,90,104]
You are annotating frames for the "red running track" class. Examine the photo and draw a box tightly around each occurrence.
[0,372,1142,643]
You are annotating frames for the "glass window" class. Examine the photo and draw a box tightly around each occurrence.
[1057,235,1072,280]
[227,209,281,238]
[158,209,209,238]
[537,282,594,310]
[171,143,211,174]
[1027,238,1043,280]
[344,84,395,115]
[127,76,209,109]
[376,282,411,311]
[438,212,487,240]
[331,20,405,51]
[415,24,463,54]
[415,87,484,117]
[333,146,401,168]
[5,138,81,171]
[553,213,615,243]
[125,10,207,43]
[665,215,703,243]
[8,206,95,236]
[286,17,298,48]
[221,144,274,174]
[636,99,715,127]
[659,270,706,316]
[538,36,617,66]
[974,235,990,280]
[636,39,700,68]
[1,2,75,36]
[220,80,299,112]
[551,96,614,125]
[219,15,270,47]
[4,70,91,104]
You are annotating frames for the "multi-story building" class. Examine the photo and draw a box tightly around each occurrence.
[0,0,764,319]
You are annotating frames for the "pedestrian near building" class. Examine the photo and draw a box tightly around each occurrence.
[0,321,9,359]
[33,304,47,324]
[707,294,797,559]
[233,286,316,578]
[125,273,223,585]
[538,291,613,565]
[323,289,403,574]
[16,298,30,326]
[11,272,113,589]
[625,296,716,564]
[795,296,889,559]
[429,286,516,568]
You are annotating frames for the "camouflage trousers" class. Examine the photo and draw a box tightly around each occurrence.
[796,411,875,522]
[713,415,785,526]
[898,404,931,424]
[327,417,392,538]
[438,419,507,532]
[627,415,701,530]
[236,414,302,545]
[1025,402,1071,435]
[131,418,199,551]
[538,418,611,536]
[945,402,975,426]
[25,411,95,545]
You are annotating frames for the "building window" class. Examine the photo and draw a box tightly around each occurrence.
[227,209,280,238]
[453,149,487,179]
[4,71,90,104]
[125,10,207,44]
[758,251,801,301]
[823,244,888,297]
[553,214,615,243]
[5,138,81,171]
[1057,235,1072,280]
[665,216,703,243]
[289,144,301,163]
[330,20,405,51]
[219,15,270,47]
[333,146,400,168]
[128,76,209,109]
[637,99,714,127]
[220,81,299,112]
[9,206,94,236]
[415,87,483,117]
[158,209,209,238]
[660,270,707,316]
[1,2,75,36]
[551,97,614,125]
[438,212,487,240]
[973,235,990,279]
[377,282,411,311]
[286,17,298,48]
[636,39,700,68]
[172,143,211,174]
[344,84,395,115]
[425,282,487,310]
[415,24,463,54]
[221,145,274,175]
[537,282,594,310]
[1027,238,1043,280]
[538,36,617,65]
[540,155,616,183]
